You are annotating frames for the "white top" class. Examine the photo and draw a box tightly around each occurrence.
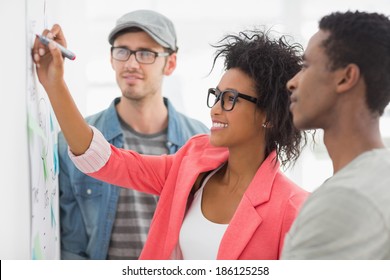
[179,166,229,260]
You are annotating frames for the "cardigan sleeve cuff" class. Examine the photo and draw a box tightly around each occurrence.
[68,126,111,173]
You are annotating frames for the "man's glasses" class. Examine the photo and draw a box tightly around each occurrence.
[111,47,170,64]
[207,88,258,111]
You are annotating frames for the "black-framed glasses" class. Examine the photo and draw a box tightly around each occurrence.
[207,88,258,111]
[111,47,170,64]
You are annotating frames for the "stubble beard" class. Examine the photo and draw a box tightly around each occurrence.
[122,87,143,101]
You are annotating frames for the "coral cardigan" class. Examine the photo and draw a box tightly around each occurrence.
[71,129,309,260]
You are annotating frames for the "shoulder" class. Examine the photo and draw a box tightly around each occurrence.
[84,98,120,127]
[296,184,380,228]
[175,134,228,161]
[338,149,390,183]
[282,184,390,259]
[85,107,113,127]
[322,150,390,214]
[274,171,309,200]
[180,134,213,150]
[172,111,209,134]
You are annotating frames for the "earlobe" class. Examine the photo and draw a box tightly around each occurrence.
[337,63,360,92]
[262,121,273,128]
[110,57,115,70]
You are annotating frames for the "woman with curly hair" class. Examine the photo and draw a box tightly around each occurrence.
[33,25,308,260]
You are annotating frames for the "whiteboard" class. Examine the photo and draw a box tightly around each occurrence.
[26,0,60,260]
[0,0,62,260]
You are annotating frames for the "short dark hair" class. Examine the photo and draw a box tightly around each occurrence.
[211,29,306,167]
[319,11,390,116]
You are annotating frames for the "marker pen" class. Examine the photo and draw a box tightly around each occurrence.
[36,34,76,60]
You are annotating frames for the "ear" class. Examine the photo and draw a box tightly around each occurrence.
[255,110,268,128]
[336,63,360,93]
[262,122,273,128]
[110,55,115,70]
[163,53,177,76]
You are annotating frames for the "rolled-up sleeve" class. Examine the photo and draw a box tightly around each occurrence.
[68,126,111,173]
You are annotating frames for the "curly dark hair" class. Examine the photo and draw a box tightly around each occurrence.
[319,11,390,116]
[211,29,307,167]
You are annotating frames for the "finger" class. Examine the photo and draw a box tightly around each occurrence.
[32,40,43,65]
[31,41,40,64]
[32,28,51,63]
[38,29,54,57]
[33,52,41,67]
[50,24,67,48]
[48,40,64,66]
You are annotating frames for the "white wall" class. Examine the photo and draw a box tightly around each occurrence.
[0,0,31,259]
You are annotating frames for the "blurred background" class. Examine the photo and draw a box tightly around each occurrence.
[50,0,390,191]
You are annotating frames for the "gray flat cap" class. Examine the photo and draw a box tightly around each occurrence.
[108,10,178,51]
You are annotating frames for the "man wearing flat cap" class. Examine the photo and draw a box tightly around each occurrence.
[58,10,208,260]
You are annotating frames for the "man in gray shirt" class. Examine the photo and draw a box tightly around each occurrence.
[282,11,390,259]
